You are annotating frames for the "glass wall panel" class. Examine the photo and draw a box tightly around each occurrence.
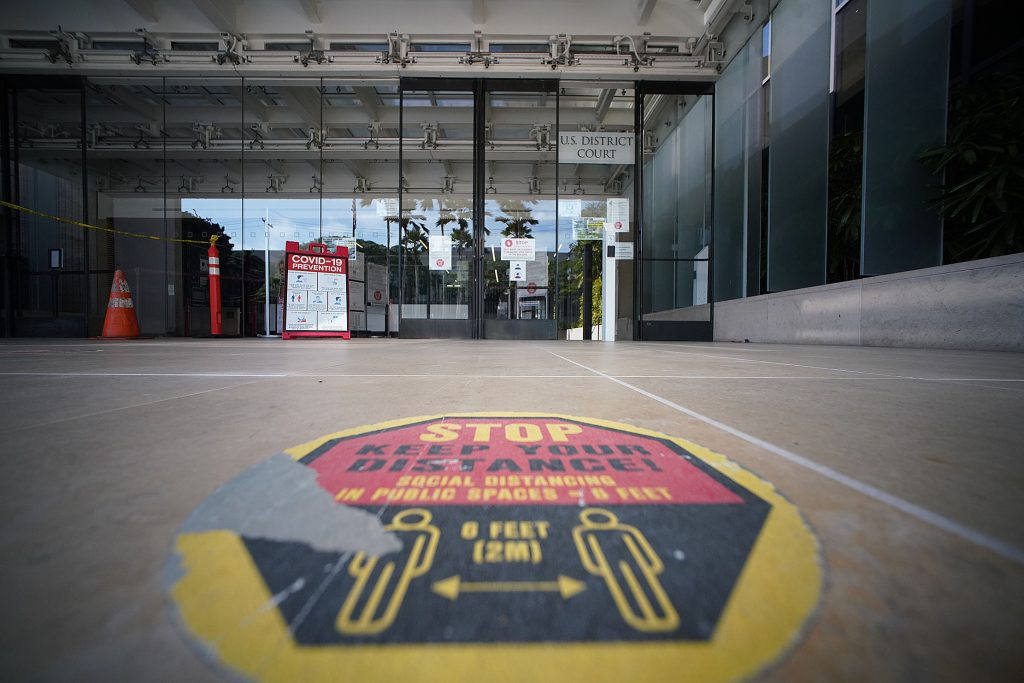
[322,79,401,336]
[170,77,244,336]
[242,78,323,336]
[713,42,747,302]
[641,93,711,323]
[398,83,475,335]
[861,0,950,275]
[714,32,765,302]
[827,0,867,283]
[483,84,558,338]
[85,77,172,335]
[556,83,634,340]
[767,0,831,292]
[14,82,88,334]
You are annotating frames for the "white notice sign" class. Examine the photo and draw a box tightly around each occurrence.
[348,280,365,312]
[509,260,527,282]
[573,219,605,241]
[366,263,387,306]
[614,242,635,260]
[607,198,630,233]
[500,238,536,261]
[428,235,453,271]
[337,236,358,260]
[349,252,365,282]
[559,199,582,218]
[376,198,399,217]
[558,132,635,165]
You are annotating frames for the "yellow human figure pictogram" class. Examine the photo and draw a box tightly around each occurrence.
[572,507,680,633]
[336,508,440,635]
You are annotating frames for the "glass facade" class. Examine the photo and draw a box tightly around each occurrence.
[641,93,712,323]
[1,0,1019,340]
[710,0,1017,308]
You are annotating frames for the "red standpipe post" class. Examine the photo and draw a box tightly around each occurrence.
[208,238,223,336]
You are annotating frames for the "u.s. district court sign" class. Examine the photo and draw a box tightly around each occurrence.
[167,414,822,683]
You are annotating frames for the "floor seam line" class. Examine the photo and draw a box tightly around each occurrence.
[1,378,276,433]
[642,348,902,377]
[543,349,1024,566]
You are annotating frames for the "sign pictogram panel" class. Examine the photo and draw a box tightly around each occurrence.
[167,414,822,683]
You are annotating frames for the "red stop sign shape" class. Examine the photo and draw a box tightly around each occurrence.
[504,239,513,247]
[436,259,444,267]
[373,291,382,301]
[527,282,537,294]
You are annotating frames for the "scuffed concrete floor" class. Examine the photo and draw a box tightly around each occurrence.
[0,338,1021,682]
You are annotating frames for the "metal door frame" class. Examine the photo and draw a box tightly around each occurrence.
[633,80,716,342]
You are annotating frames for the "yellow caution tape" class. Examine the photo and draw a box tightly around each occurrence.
[0,199,218,246]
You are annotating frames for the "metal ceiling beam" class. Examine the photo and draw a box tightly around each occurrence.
[97,86,160,124]
[260,159,288,177]
[296,0,322,24]
[639,0,658,25]
[275,88,321,128]
[350,87,381,119]
[333,158,369,179]
[603,163,627,190]
[594,88,615,124]
[124,0,158,22]
[45,105,636,129]
[191,0,237,34]
[229,87,268,122]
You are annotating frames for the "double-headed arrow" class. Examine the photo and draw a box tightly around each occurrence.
[431,575,586,600]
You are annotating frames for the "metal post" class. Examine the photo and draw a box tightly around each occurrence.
[263,207,271,335]
[384,217,391,337]
[633,84,644,340]
[473,78,485,339]
[1,80,12,337]
[208,240,222,335]
[80,78,91,332]
[582,242,593,340]
[394,83,403,338]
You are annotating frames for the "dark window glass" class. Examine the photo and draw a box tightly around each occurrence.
[409,43,471,53]
[170,42,219,51]
[91,41,146,51]
[8,39,60,50]
[264,42,311,51]
[488,43,550,53]
[827,0,866,283]
[329,43,389,51]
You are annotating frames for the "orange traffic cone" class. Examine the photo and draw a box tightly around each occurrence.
[101,269,141,338]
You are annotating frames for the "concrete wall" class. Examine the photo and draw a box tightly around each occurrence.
[713,253,1024,351]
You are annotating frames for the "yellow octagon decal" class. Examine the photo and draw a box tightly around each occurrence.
[167,414,823,683]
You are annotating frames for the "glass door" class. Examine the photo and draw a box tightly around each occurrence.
[481,80,559,340]
[637,83,715,341]
[398,79,476,338]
